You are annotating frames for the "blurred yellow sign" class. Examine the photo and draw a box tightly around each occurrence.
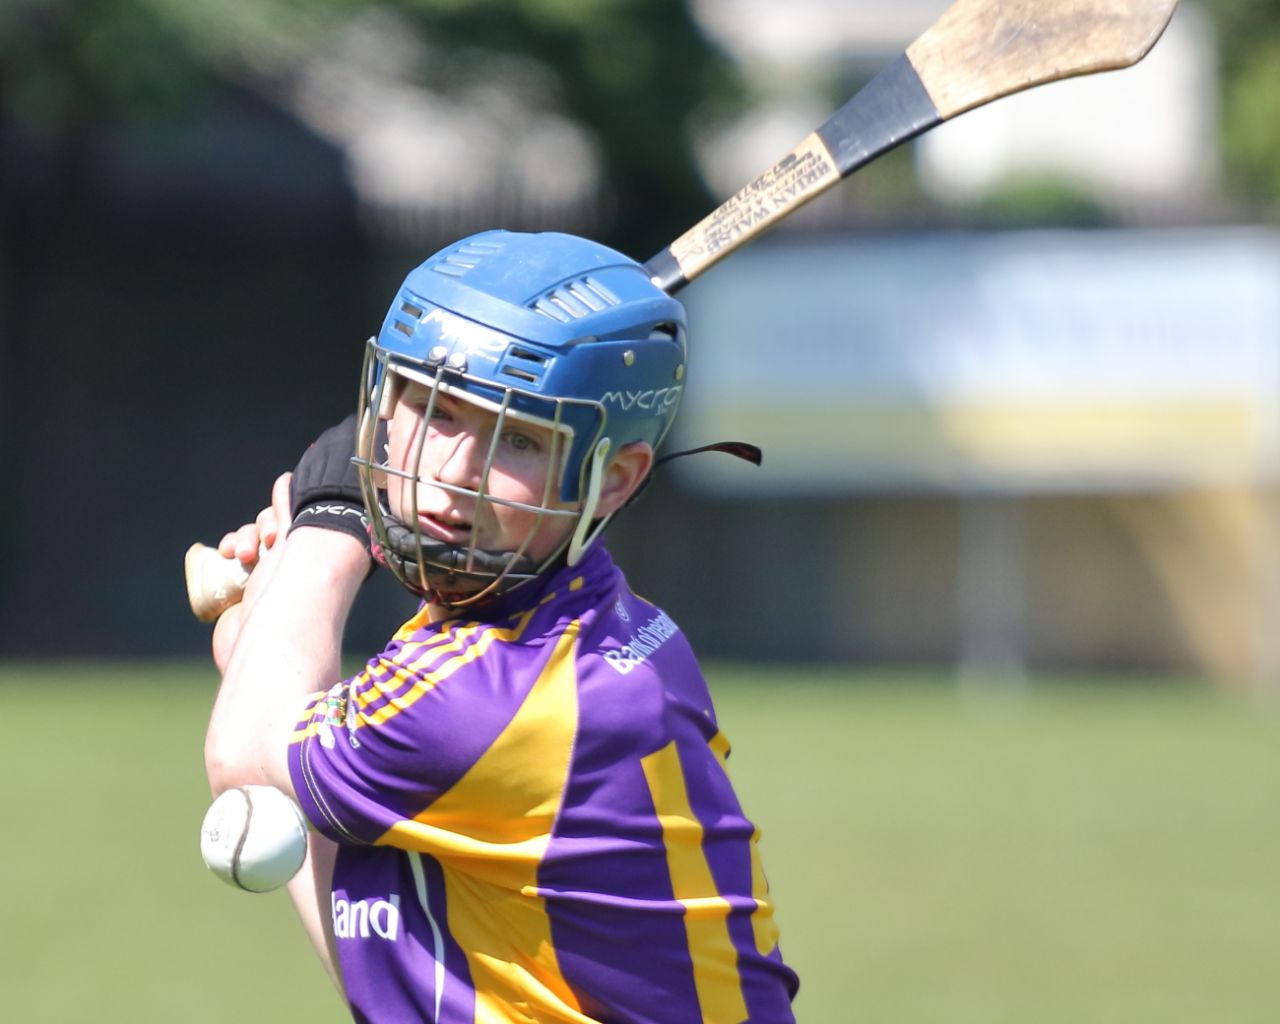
[676,229,1280,492]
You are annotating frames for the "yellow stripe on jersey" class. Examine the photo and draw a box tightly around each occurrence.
[289,689,344,743]
[300,692,327,718]
[359,611,538,730]
[391,603,434,638]
[355,599,540,711]
[641,742,749,1024]
[288,613,542,744]
[748,828,782,956]
[708,729,731,764]
[288,623,475,743]
[706,729,779,957]
[376,623,587,1021]
[352,621,489,711]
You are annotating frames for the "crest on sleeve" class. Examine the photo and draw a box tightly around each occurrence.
[317,681,363,750]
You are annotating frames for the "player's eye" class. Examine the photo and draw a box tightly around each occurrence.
[409,389,452,422]
[400,382,434,411]
[503,429,541,454]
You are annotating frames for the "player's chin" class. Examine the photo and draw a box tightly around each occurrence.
[517,524,575,563]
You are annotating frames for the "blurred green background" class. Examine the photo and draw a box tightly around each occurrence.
[3,662,1277,1022]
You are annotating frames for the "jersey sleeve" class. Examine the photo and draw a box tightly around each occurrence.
[287,611,578,849]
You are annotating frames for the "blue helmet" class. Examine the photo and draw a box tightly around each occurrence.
[355,229,689,605]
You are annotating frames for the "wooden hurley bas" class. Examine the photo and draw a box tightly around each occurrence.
[644,0,1181,292]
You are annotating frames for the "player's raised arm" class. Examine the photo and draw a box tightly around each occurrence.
[201,429,376,998]
[203,472,368,798]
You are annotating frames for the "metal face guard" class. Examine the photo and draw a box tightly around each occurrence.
[355,340,598,605]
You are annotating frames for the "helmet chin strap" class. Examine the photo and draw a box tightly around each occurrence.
[567,437,611,567]
[376,516,544,604]
[372,438,610,605]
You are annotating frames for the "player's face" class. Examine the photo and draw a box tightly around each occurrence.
[385,378,577,562]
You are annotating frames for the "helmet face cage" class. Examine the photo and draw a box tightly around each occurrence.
[355,338,606,607]
[353,229,691,606]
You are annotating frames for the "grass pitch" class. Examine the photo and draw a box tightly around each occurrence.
[3,661,1277,1022]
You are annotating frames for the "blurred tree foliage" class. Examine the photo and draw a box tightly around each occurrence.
[0,0,741,252]
[1204,0,1280,214]
[2,0,1279,230]
[407,0,742,250]
[0,1,185,126]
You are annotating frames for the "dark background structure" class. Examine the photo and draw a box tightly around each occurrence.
[3,0,1280,672]
[0,0,740,656]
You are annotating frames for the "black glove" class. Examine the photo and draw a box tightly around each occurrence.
[288,414,371,557]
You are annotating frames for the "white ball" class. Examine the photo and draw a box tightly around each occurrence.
[200,785,309,893]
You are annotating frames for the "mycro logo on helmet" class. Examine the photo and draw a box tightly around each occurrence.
[601,387,682,413]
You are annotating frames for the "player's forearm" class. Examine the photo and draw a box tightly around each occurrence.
[204,528,368,796]
[288,832,347,997]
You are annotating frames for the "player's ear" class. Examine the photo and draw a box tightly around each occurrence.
[595,442,654,518]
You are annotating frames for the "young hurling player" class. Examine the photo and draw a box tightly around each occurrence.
[204,230,799,1023]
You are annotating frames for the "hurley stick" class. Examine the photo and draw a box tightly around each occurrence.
[643,0,1180,292]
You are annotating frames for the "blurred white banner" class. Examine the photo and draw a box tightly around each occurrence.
[675,228,1280,493]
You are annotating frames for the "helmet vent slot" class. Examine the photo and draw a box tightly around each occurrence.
[430,239,504,279]
[529,276,620,323]
[400,302,424,318]
[434,258,474,279]
[575,277,619,309]
[500,346,550,385]
[531,297,573,323]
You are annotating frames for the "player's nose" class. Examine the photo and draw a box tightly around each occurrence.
[434,431,487,489]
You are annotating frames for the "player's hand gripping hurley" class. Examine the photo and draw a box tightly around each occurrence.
[185,0,1180,620]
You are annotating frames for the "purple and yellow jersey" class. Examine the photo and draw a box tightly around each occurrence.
[288,544,798,1023]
